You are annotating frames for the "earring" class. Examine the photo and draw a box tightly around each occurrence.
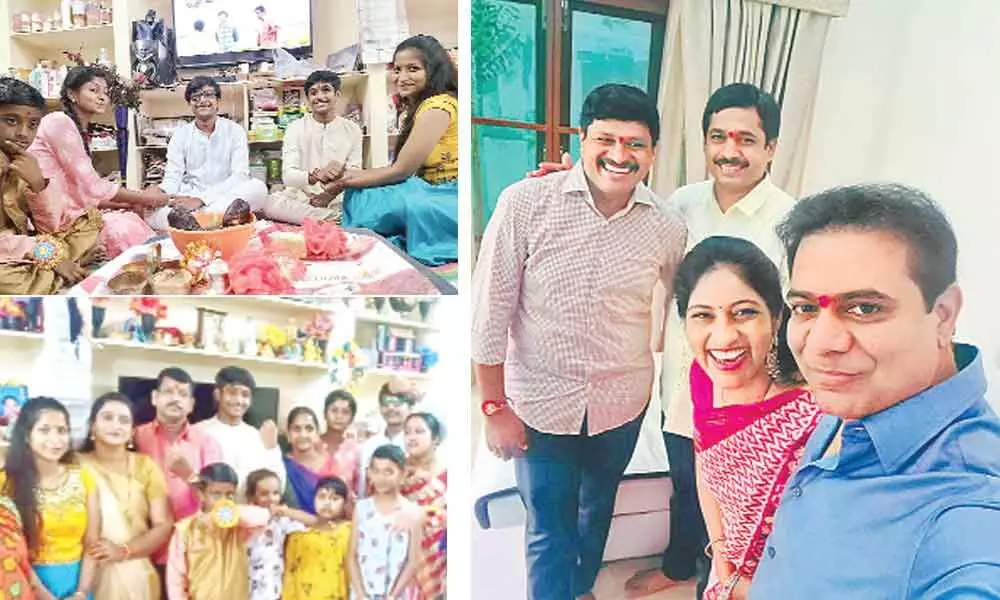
[765,337,780,381]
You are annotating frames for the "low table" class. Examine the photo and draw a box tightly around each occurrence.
[71,224,457,296]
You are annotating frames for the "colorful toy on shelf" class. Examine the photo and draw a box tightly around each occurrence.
[303,338,323,363]
[130,298,167,342]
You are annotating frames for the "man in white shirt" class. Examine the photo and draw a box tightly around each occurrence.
[357,381,416,497]
[264,70,363,225]
[626,83,796,598]
[192,365,285,501]
[146,76,268,231]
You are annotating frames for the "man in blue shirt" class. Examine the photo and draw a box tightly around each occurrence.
[749,183,1000,598]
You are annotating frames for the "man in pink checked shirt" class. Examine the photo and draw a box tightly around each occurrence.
[472,83,688,600]
[133,367,222,595]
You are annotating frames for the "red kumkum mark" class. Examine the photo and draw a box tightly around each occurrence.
[817,295,833,309]
[727,130,742,140]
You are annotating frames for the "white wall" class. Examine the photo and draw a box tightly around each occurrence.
[801,0,1000,406]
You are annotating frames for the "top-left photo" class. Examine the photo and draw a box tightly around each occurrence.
[0,0,458,296]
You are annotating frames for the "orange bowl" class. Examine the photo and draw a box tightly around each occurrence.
[167,213,256,261]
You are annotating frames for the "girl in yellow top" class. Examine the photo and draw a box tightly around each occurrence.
[78,392,174,600]
[281,476,353,600]
[336,35,459,267]
[0,396,100,600]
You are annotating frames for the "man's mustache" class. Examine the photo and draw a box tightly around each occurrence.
[715,157,749,168]
[598,156,640,173]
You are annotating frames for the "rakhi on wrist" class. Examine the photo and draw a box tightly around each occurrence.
[30,235,68,269]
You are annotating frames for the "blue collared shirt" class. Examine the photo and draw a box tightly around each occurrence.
[750,344,1000,598]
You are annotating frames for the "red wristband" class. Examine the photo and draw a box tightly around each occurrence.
[481,398,507,416]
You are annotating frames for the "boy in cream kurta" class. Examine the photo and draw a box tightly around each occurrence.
[264,71,363,225]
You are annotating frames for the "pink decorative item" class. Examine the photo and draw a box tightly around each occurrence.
[302,218,348,260]
[227,249,305,295]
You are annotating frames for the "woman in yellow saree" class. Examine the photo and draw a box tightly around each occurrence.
[78,392,174,600]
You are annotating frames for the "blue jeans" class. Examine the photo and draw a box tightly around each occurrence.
[515,411,645,600]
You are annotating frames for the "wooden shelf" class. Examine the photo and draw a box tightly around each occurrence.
[93,338,331,371]
[11,25,114,52]
[355,311,438,331]
[365,367,433,381]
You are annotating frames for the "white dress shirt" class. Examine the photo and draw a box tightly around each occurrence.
[660,175,796,438]
[193,416,286,500]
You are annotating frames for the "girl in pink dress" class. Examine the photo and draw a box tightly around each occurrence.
[320,390,362,494]
[28,66,167,258]
[673,236,822,599]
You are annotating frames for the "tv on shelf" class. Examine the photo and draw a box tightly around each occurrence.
[172,0,313,68]
[118,376,279,428]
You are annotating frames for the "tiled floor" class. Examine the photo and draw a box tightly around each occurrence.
[593,557,698,599]
[472,523,698,599]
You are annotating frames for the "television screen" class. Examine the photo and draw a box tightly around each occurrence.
[173,0,312,66]
[118,376,280,428]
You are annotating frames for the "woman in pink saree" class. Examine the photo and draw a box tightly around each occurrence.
[672,236,821,600]
[28,66,167,258]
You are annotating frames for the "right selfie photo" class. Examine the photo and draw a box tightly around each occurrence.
[469,1,1000,599]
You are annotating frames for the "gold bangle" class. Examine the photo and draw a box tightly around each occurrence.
[704,536,726,558]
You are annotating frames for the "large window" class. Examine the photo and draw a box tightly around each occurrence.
[472,0,667,236]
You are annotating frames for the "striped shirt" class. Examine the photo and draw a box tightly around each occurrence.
[472,162,688,435]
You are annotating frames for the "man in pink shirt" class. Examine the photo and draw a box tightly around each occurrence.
[134,367,222,591]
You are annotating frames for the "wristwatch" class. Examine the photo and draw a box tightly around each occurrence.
[481,398,508,417]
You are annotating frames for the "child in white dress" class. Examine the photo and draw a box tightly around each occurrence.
[245,468,317,600]
[349,444,421,600]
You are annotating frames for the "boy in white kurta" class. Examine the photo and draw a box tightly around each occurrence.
[264,70,363,225]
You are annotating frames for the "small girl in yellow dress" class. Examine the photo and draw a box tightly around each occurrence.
[282,476,353,600]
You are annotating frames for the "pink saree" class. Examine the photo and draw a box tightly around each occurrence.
[691,361,821,599]
[28,111,153,258]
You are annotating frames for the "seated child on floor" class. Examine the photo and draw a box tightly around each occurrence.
[166,463,270,600]
[282,476,354,600]
[0,77,102,294]
[350,445,422,600]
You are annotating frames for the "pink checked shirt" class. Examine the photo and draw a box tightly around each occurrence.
[472,163,688,435]
[134,419,223,563]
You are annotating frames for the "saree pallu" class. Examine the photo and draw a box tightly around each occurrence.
[690,361,821,600]
[342,177,458,267]
[401,471,447,600]
[86,458,161,600]
[0,496,34,599]
[284,455,338,514]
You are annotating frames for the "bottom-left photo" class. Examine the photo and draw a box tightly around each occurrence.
[0,295,455,600]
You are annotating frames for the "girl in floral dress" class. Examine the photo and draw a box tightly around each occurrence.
[245,469,316,600]
[349,445,421,600]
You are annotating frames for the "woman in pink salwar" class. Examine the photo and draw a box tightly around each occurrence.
[672,236,822,600]
[28,66,167,258]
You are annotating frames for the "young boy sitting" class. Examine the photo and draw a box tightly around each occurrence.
[0,77,102,293]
